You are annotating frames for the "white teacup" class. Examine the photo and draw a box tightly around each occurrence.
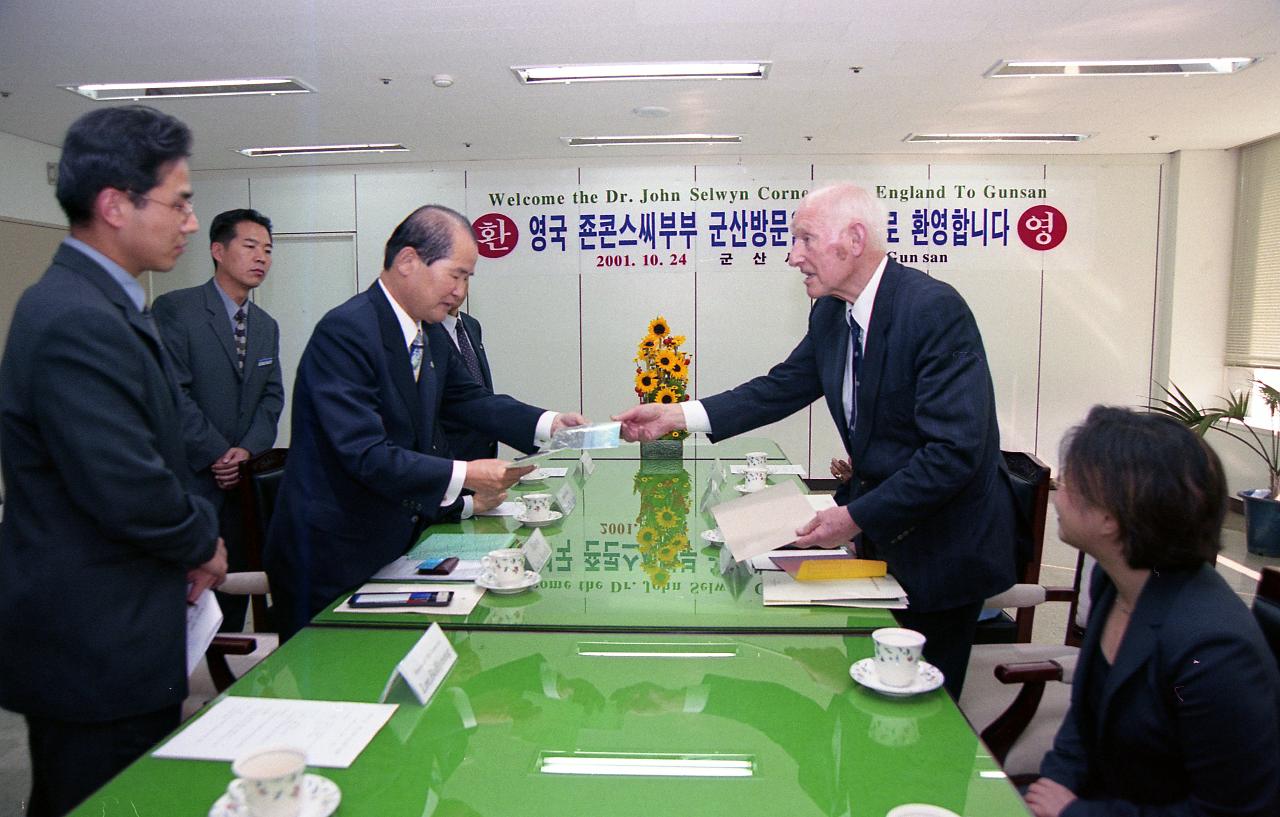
[872,627,926,687]
[481,548,526,587]
[743,467,768,492]
[745,451,769,470]
[522,492,554,521]
[230,746,306,817]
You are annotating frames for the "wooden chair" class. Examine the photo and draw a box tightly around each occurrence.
[203,448,287,692]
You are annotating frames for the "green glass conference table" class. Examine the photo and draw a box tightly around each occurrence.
[312,439,897,633]
[71,628,1029,817]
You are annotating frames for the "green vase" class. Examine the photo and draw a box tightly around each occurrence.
[640,438,684,460]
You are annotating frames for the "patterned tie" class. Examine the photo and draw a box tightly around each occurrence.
[233,307,247,372]
[410,327,425,381]
[847,313,862,434]
[455,322,485,386]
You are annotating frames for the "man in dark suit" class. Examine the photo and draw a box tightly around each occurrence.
[153,209,284,630]
[440,278,499,460]
[0,106,225,817]
[265,205,585,638]
[615,182,1017,698]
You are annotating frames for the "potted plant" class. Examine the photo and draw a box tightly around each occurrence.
[1150,380,1280,556]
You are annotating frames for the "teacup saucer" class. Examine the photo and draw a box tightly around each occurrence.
[700,528,725,544]
[476,569,541,594]
[849,658,944,698]
[515,509,563,527]
[210,773,340,817]
[734,483,766,494]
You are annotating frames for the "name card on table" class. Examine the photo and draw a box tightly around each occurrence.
[578,450,595,477]
[382,623,457,706]
[521,529,552,572]
[555,483,578,516]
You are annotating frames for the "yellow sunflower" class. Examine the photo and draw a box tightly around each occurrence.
[670,533,689,552]
[648,317,670,338]
[656,351,676,371]
[657,544,677,562]
[637,526,659,546]
[653,387,679,404]
[635,371,657,393]
[656,508,678,527]
[669,360,686,378]
[669,335,687,348]
[637,335,659,355]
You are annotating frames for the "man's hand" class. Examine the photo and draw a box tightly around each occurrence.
[550,412,589,436]
[187,537,228,603]
[829,458,852,483]
[1025,778,1077,817]
[212,446,251,490]
[466,459,532,493]
[794,506,861,548]
[472,491,507,515]
[612,403,686,442]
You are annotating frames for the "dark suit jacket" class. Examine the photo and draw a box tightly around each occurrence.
[1041,564,1280,817]
[264,284,544,631]
[440,311,499,461]
[152,279,284,504]
[701,259,1016,611]
[0,243,218,722]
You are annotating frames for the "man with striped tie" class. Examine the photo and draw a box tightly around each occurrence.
[153,208,284,630]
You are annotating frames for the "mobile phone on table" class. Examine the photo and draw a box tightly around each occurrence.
[416,556,459,575]
[349,591,454,608]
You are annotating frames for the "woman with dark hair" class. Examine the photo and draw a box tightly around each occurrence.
[1026,406,1280,817]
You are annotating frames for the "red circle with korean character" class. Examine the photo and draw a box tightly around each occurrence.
[471,213,519,258]
[1017,205,1067,251]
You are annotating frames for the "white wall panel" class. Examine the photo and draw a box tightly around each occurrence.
[252,233,358,446]
[356,169,466,290]
[250,173,356,234]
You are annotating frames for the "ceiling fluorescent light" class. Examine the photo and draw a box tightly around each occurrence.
[563,134,741,147]
[904,133,1090,143]
[235,143,409,157]
[62,78,313,101]
[987,58,1257,78]
[514,61,769,84]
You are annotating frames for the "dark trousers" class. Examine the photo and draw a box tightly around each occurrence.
[215,495,248,632]
[25,704,180,817]
[893,600,983,700]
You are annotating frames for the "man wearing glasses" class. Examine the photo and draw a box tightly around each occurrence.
[0,105,225,817]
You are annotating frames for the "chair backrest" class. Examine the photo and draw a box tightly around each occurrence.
[1253,566,1280,671]
[1002,451,1052,642]
[237,448,287,629]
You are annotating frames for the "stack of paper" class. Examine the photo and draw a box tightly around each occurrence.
[370,533,515,582]
[711,482,819,562]
[761,570,908,609]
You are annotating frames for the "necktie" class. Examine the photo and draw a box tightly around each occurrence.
[455,322,485,386]
[847,314,862,434]
[233,306,247,372]
[410,327,425,381]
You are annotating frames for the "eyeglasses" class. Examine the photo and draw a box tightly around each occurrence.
[134,194,195,216]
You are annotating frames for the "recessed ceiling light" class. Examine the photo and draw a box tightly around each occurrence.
[986,58,1257,78]
[514,61,769,84]
[563,134,741,147]
[235,143,409,157]
[62,78,314,101]
[904,133,1090,143]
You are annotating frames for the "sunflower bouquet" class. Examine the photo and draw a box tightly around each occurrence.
[634,315,691,441]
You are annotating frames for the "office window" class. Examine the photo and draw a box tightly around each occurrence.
[1226,134,1280,368]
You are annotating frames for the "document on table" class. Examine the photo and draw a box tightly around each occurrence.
[336,582,485,616]
[475,501,523,517]
[711,481,819,562]
[153,696,397,768]
[761,570,908,608]
[370,557,484,582]
[185,588,223,676]
[748,548,850,571]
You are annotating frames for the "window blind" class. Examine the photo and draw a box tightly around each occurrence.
[1227,134,1280,368]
